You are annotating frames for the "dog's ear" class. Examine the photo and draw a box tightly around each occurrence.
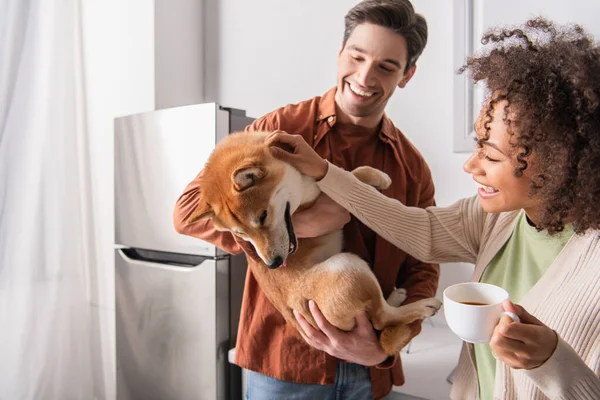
[186,201,213,224]
[232,166,266,191]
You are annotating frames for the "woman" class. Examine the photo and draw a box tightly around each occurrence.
[266,18,600,400]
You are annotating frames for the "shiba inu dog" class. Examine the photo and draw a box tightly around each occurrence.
[186,131,442,355]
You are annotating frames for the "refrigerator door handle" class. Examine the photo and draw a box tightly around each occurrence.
[117,248,214,271]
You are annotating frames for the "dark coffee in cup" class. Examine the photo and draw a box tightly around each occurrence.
[459,301,489,306]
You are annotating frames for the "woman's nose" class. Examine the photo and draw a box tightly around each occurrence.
[463,151,484,176]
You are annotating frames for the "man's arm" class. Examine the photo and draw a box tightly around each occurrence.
[173,170,244,254]
[243,114,275,133]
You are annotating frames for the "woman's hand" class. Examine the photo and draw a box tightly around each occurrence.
[265,131,329,180]
[490,300,558,370]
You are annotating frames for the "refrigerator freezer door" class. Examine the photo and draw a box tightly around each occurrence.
[115,103,230,257]
[115,249,230,400]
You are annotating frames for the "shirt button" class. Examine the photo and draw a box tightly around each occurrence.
[313,134,318,140]
[327,116,334,122]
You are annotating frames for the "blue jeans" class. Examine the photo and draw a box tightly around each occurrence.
[246,362,390,400]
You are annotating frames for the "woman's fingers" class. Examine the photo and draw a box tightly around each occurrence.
[265,131,301,148]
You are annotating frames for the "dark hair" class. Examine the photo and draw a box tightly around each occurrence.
[461,18,600,235]
[343,0,427,73]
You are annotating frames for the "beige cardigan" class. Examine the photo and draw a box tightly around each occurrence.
[318,162,600,400]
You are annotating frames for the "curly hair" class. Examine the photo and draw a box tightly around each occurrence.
[460,18,600,235]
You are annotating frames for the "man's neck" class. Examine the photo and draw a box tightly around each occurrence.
[334,103,383,129]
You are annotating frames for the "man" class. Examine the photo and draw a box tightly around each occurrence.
[173,1,439,398]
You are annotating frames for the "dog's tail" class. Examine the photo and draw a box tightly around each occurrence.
[379,324,413,355]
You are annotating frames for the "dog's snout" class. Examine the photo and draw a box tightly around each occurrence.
[267,256,284,269]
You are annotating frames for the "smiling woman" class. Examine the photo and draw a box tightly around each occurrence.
[462,99,539,222]
[461,17,600,235]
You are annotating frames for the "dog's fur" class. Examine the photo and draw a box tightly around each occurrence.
[187,131,442,355]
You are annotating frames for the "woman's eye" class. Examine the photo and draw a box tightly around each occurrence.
[259,210,268,225]
[485,155,499,163]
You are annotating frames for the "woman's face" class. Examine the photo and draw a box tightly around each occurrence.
[463,100,541,222]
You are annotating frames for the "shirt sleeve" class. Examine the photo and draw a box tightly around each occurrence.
[523,336,600,399]
[244,113,276,133]
[172,169,244,254]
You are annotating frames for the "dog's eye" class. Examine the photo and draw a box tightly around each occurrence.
[259,210,268,225]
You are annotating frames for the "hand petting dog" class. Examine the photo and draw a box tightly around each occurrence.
[266,131,329,180]
[293,300,389,366]
[490,300,558,370]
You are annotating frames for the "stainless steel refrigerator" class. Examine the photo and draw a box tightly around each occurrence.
[114,103,253,400]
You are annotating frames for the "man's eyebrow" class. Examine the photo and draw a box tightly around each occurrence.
[346,45,402,68]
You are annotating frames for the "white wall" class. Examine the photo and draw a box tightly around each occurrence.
[81,2,155,397]
[155,0,205,108]
[208,0,477,293]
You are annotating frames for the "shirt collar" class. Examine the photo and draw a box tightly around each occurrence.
[316,87,398,142]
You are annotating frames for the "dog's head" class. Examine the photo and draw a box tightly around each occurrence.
[186,132,303,269]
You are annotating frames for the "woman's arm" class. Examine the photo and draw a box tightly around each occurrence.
[318,161,480,264]
[524,337,600,399]
[266,131,486,264]
[492,301,600,399]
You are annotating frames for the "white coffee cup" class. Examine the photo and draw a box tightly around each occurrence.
[443,282,520,344]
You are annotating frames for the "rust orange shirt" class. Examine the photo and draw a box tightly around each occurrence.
[173,87,440,399]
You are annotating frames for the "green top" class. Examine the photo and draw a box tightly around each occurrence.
[475,212,573,400]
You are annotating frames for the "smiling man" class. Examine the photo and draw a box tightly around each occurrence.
[334,24,416,128]
[173,1,439,399]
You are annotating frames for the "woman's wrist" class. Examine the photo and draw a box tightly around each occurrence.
[314,159,328,181]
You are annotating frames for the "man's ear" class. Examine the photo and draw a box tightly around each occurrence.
[232,166,265,191]
[186,201,213,224]
[398,65,417,89]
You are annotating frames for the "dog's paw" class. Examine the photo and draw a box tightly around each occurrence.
[351,167,392,190]
[386,287,407,307]
[421,298,443,317]
[375,172,392,191]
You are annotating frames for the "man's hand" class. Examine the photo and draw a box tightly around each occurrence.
[490,300,558,370]
[293,300,389,366]
[292,194,351,238]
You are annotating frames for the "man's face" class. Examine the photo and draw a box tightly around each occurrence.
[335,23,416,124]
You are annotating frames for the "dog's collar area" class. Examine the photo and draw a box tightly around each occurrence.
[284,202,297,255]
